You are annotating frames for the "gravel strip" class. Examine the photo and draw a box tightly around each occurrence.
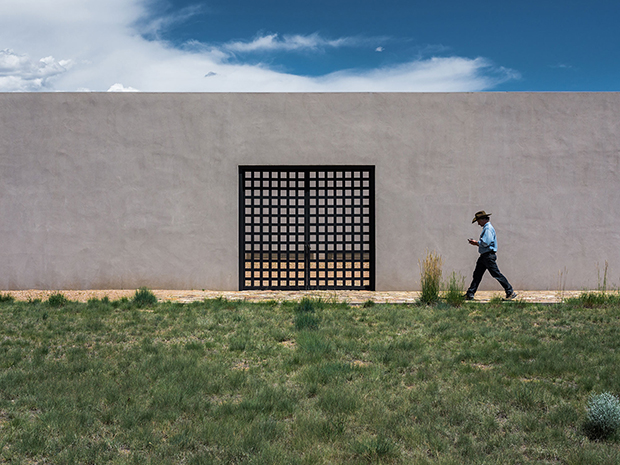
[0,289,593,304]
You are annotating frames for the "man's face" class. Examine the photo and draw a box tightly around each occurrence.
[476,218,488,227]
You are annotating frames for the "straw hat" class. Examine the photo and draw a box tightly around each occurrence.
[472,210,492,223]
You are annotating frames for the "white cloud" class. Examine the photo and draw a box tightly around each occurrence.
[221,33,355,53]
[0,49,73,91]
[0,0,519,92]
[314,57,517,92]
[550,63,573,69]
[137,4,208,40]
[107,83,140,92]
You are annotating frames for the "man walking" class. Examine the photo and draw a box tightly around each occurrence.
[466,210,517,301]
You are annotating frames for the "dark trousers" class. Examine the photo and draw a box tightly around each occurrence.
[466,252,513,297]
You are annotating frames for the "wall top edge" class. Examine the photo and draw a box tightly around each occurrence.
[1,91,620,96]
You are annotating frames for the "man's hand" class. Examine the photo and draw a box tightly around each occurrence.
[468,238,478,246]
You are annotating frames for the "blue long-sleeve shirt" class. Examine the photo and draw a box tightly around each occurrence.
[478,222,498,254]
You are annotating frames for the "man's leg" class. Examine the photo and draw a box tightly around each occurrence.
[484,253,514,296]
[466,255,487,298]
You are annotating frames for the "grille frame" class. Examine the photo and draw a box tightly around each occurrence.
[239,165,375,291]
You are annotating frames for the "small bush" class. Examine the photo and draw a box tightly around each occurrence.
[47,293,68,308]
[111,296,129,308]
[419,250,443,305]
[0,293,15,303]
[577,291,608,308]
[443,271,465,307]
[584,392,620,440]
[295,297,317,314]
[294,312,320,331]
[293,298,321,330]
[362,299,375,308]
[132,287,158,308]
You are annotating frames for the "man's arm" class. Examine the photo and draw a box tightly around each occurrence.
[478,227,493,248]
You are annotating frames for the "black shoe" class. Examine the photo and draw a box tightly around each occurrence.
[464,294,474,301]
[505,292,518,300]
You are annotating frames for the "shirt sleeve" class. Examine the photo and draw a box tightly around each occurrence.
[479,227,493,248]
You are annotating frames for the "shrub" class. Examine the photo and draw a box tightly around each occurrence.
[111,296,129,308]
[419,250,443,305]
[295,297,317,314]
[292,298,321,330]
[362,299,375,308]
[294,312,320,331]
[0,293,15,303]
[443,271,465,307]
[47,293,68,308]
[574,291,608,308]
[584,392,620,440]
[132,287,158,308]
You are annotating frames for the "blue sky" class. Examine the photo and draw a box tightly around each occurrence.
[0,0,618,92]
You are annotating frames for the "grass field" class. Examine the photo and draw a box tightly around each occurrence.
[1,292,620,464]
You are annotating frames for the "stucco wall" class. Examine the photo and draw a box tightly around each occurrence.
[1,92,619,291]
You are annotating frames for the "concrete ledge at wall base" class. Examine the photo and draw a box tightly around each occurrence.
[0,289,598,305]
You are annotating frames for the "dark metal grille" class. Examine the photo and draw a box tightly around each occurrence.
[239,166,375,290]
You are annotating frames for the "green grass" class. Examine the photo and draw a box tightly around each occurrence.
[1,295,620,463]
[443,271,466,307]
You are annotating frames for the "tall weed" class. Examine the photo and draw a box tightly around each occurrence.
[597,261,609,292]
[419,250,443,305]
[557,267,568,301]
[443,271,466,307]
